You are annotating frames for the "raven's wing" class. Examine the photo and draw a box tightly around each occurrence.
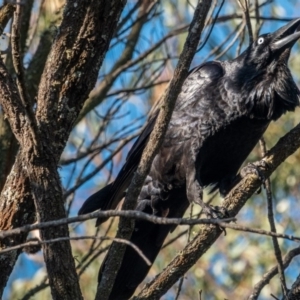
[104,110,159,211]
[78,107,159,219]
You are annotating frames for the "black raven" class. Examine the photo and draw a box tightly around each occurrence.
[79,19,300,299]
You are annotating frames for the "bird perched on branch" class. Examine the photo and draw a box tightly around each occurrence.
[79,19,300,299]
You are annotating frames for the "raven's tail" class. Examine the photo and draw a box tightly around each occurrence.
[78,181,126,225]
[78,182,115,215]
[98,187,189,300]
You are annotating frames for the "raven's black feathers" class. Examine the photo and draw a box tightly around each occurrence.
[79,18,300,299]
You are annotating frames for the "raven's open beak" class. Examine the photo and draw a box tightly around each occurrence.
[270,18,300,51]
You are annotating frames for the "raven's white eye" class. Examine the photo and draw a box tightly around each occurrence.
[257,37,264,45]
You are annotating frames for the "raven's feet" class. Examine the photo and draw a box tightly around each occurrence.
[201,203,229,220]
[138,180,171,218]
[200,204,229,235]
[241,160,268,182]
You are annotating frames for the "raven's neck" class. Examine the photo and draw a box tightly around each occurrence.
[224,60,300,120]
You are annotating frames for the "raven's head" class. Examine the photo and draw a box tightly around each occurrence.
[234,18,300,120]
[245,18,300,67]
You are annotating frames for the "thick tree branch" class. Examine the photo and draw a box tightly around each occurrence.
[0,57,37,152]
[19,0,34,55]
[133,121,300,299]
[97,1,213,299]
[0,3,18,191]
[11,0,38,146]
[0,155,34,296]
[0,0,127,298]
[26,29,53,102]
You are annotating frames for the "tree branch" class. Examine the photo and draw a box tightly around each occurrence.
[11,0,39,147]
[248,247,300,300]
[260,138,288,298]
[133,121,300,299]
[0,235,152,266]
[0,3,14,35]
[1,211,299,254]
[96,1,222,298]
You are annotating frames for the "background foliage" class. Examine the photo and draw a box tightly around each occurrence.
[1,0,300,299]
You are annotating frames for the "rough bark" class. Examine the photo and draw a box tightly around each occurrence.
[0,3,16,191]
[0,155,34,296]
[287,273,300,300]
[0,0,126,298]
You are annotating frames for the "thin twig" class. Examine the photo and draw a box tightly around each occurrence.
[106,79,170,99]
[0,210,235,239]
[197,0,225,52]
[248,247,300,300]
[1,209,300,243]
[20,276,48,300]
[204,21,244,61]
[64,134,138,198]
[259,138,288,298]
[237,0,253,44]
[77,215,115,270]
[0,235,151,266]
[254,0,263,39]
[214,21,246,60]
[175,204,195,300]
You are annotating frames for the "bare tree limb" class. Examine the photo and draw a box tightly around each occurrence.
[0,235,152,266]
[0,212,235,240]
[26,29,54,102]
[19,0,34,54]
[0,0,127,298]
[0,155,34,296]
[248,247,300,300]
[133,121,300,299]
[1,212,299,254]
[11,0,38,145]
[77,0,157,122]
[260,138,288,298]
[97,1,213,298]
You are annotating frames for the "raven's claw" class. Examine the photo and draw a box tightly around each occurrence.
[201,204,229,235]
[241,160,269,182]
[203,205,228,219]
